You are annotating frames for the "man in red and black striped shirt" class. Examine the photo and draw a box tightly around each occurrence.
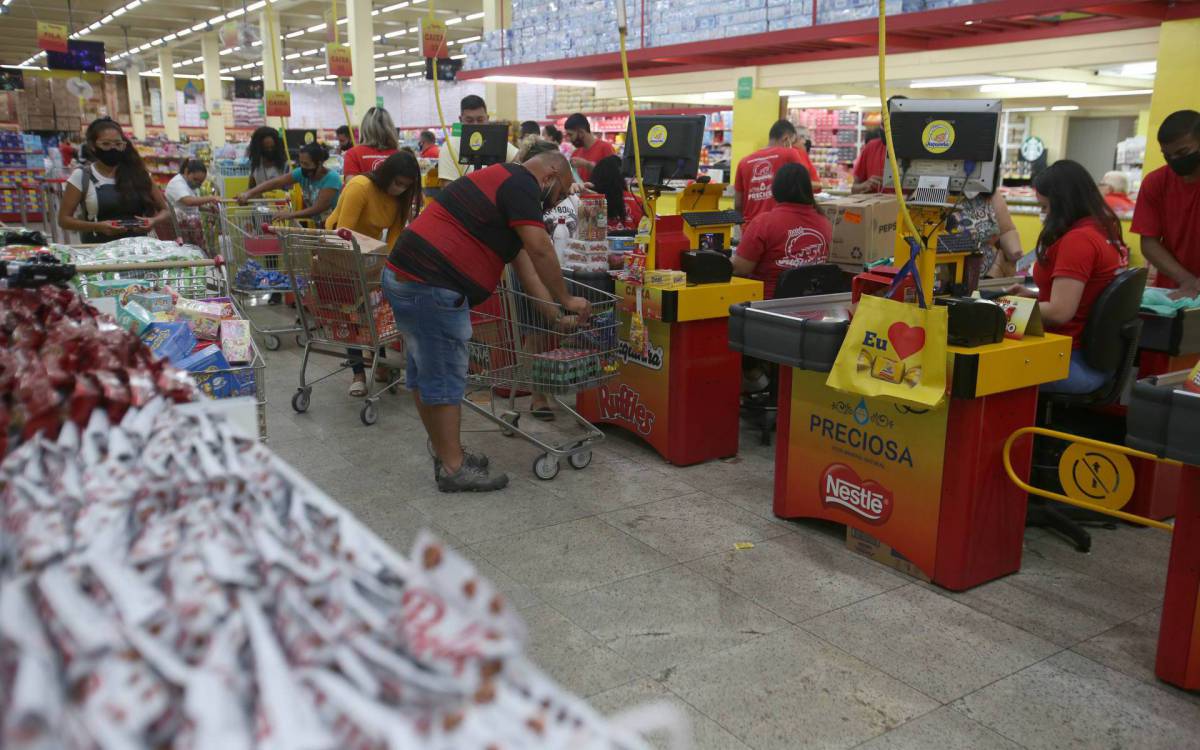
[384,150,589,492]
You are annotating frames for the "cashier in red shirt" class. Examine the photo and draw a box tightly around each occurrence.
[1132,109,1200,298]
[564,113,616,182]
[589,155,644,233]
[341,107,400,178]
[734,119,821,226]
[1007,160,1128,394]
[418,130,440,159]
[733,163,832,299]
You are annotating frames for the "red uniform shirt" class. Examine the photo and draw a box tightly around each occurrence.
[1131,165,1200,289]
[420,144,440,159]
[735,146,808,225]
[852,138,887,187]
[1031,218,1127,348]
[734,203,832,299]
[342,145,397,177]
[607,192,644,233]
[1103,192,1135,214]
[571,138,617,181]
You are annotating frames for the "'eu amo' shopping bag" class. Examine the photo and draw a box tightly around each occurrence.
[826,294,948,407]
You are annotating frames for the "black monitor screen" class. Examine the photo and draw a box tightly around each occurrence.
[621,115,705,186]
[46,40,106,73]
[0,69,23,91]
[888,111,999,162]
[234,78,263,99]
[424,58,462,81]
[458,123,509,167]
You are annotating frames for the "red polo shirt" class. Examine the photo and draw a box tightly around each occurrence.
[571,138,617,181]
[1131,165,1200,289]
[1031,218,1127,348]
[735,203,832,299]
[735,146,810,225]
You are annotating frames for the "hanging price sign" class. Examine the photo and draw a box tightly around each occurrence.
[37,22,70,53]
[326,44,352,78]
[421,19,448,59]
[264,90,292,117]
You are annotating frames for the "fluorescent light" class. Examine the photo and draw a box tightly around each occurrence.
[979,80,1087,97]
[450,54,465,60]
[841,94,867,100]
[383,2,410,11]
[446,16,463,25]
[246,1,266,12]
[406,72,422,77]
[338,18,347,25]
[1005,106,1047,112]
[384,29,407,38]
[1067,88,1154,99]
[911,75,1015,88]
[1051,105,1080,111]
[303,48,320,55]
[1119,61,1156,78]
[466,11,484,20]
[406,60,424,67]
[387,49,406,56]
[457,35,481,43]
[164,33,178,42]
[285,52,300,60]
[287,30,304,38]
[114,7,127,16]
[480,75,597,87]
[306,23,326,32]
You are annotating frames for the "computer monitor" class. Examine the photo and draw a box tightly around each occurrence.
[458,123,510,168]
[621,115,705,187]
[882,99,1002,198]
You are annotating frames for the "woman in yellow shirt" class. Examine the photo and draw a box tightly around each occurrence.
[326,150,421,395]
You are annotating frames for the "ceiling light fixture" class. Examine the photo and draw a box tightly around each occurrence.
[479,75,597,87]
[1066,88,1154,99]
[910,75,1014,88]
[1051,105,1080,111]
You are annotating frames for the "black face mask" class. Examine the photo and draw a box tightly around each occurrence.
[541,183,558,210]
[301,168,317,180]
[804,139,813,153]
[1167,150,1200,177]
[94,147,123,167]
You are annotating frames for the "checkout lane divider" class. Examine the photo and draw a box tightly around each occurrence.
[1002,426,1176,532]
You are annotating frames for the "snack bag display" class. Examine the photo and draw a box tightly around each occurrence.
[220,319,252,364]
[827,294,948,407]
[141,322,198,365]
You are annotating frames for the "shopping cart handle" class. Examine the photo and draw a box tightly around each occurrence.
[336,228,353,241]
[212,255,225,268]
[263,224,276,235]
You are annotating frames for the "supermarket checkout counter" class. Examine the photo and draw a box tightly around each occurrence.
[729,278,1071,590]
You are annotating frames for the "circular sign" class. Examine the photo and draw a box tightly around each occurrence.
[200,111,210,120]
[1020,136,1046,162]
[1057,442,1134,510]
[468,130,484,151]
[342,92,355,106]
[646,124,668,149]
[303,131,315,144]
[921,119,955,154]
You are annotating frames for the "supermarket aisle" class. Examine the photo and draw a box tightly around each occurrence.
[258,340,1200,750]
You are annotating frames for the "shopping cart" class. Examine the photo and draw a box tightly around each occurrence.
[272,226,406,427]
[461,272,620,480]
[170,203,223,258]
[220,199,304,351]
[73,256,268,442]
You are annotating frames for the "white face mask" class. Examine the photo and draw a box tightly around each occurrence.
[1038,210,1048,223]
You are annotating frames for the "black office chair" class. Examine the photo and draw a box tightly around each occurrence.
[742,263,852,445]
[1028,266,1148,552]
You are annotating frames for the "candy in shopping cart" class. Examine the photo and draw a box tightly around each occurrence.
[236,259,292,290]
[141,322,198,365]
[116,299,153,335]
[178,345,240,399]
[127,290,174,314]
[220,319,252,365]
[175,298,224,340]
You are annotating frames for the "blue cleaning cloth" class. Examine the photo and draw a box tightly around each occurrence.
[1141,287,1200,316]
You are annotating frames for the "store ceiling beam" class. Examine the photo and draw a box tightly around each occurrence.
[1080,2,1169,19]
[998,66,1155,87]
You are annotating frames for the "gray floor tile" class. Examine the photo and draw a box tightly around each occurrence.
[407,479,595,545]
[601,492,791,563]
[1023,525,1172,602]
[556,565,788,676]
[453,545,542,611]
[520,605,642,698]
[649,453,775,489]
[588,678,751,750]
[662,626,939,750]
[803,584,1059,703]
[955,650,1200,750]
[855,706,1023,750]
[934,550,1160,647]
[540,461,701,514]
[470,517,674,601]
[705,473,781,523]
[1069,609,1200,705]
[688,534,907,624]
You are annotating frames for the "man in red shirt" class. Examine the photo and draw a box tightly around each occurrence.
[1133,110,1200,297]
[418,130,440,159]
[734,119,821,226]
[733,163,832,298]
[564,113,616,182]
[385,150,590,492]
[852,131,887,194]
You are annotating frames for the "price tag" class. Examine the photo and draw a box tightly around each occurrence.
[326,43,352,78]
[421,19,448,59]
[37,22,69,53]
[264,90,291,117]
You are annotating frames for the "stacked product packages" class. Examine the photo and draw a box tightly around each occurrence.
[0,401,654,749]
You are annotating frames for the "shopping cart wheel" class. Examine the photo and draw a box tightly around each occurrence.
[360,401,378,426]
[500,412,519,437]
[568,450,592,470]
[295,334,305,347]
[291,389,311,413]
[263,333,282,351]
[533,453,560,481]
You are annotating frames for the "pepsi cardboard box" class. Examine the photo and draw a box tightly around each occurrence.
[846,526,930,582]
[818,194,898,272]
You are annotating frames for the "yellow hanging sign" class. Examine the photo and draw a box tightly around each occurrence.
[326,44,352,78]
[37,22,70,53]
[264,90,292,117]
[421,19,448,59]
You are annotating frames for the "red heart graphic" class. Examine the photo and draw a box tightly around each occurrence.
[887,322,925,360]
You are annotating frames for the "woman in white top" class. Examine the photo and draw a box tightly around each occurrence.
[58,117,169,244]
[165,159,222,208]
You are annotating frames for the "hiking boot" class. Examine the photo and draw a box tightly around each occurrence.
[433,450,490,480]
[437,461,509,493]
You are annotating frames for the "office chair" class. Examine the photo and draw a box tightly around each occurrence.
[1028,267,1148,552]
[742,263,852,445]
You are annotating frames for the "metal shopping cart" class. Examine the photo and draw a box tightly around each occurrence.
[272,226,406,427]
[73,256,268,442]
[462,272,620,480]
[220,199,304,351]
[170,203,223,258]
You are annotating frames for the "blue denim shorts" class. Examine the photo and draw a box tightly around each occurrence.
[381,268,472,405]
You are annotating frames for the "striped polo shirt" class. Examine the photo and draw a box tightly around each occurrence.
[387,163,545,305]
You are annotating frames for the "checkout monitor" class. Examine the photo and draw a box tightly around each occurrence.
[621,115,705,188]
[882,99,1002,199]
[458,123,511,168]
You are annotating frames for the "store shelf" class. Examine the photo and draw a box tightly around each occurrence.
[460,0,1199,81]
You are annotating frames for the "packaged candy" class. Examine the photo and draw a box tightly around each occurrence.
[220,319,252,364]
[178,345,237,399]
[141,322,198,365]
[128,291,174,314]
[175,298,224,340]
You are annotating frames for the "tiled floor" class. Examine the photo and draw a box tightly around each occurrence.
[257,339,1200,750]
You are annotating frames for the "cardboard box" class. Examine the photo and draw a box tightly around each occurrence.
[845,526,931,582]
[818,194,899,272]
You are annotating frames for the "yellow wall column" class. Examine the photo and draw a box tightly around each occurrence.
[200,33,227,146]
[1029,112,1070,163]
[1136,109,1150,139]
[260,9,285,131]
[157,49,180,141]
[732,83,782,171]
[346,0,377,122]
[125,68,147,140]
[483,0,517,122]
[1144,18,1200,174]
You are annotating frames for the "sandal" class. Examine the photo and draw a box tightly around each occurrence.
[530,406,556,422]
[349,378,368,397]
